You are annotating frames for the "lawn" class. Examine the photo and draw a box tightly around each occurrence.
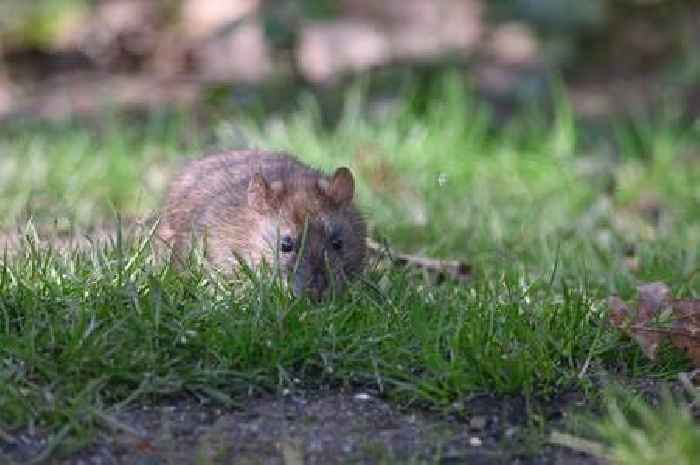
[1,76,699,463]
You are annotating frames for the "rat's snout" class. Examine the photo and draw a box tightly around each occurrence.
[293,266,329,301]
[288,233,347,301]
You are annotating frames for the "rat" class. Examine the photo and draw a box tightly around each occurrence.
[157,150,367,300]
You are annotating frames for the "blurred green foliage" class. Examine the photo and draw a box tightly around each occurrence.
[0,0,89,48]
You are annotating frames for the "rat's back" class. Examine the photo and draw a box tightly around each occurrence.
[158,150,315,250]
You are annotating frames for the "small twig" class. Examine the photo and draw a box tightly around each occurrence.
[92,409,145,438]
[577,355,592,380]
[366,238,471,283]
[630,325,700,341]
[548,431,606,458]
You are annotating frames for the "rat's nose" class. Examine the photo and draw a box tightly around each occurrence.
[293,269,328,301]
[304,271,328,302]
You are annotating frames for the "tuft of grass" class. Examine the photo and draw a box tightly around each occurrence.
[591,390,700,465]
[0,227,617,451]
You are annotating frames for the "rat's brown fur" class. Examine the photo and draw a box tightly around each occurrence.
[158,150,366,299]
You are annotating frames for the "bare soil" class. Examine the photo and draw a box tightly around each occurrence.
[1,390,604,465]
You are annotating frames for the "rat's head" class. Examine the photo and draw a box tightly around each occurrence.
[247,166,366,301]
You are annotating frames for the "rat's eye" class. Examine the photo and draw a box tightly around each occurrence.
[330,236,343,251]
[279,235,295,253]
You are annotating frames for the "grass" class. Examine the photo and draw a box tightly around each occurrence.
[1,75,699,460]
[575,389,700,465]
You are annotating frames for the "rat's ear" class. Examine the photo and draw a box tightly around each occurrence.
[248,172,272,211]
[321,167,354,205]
[248,172,284,211]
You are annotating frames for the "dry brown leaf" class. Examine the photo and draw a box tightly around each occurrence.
[669,299,700,366]
[608,295,630,328]
[608,282,700,366]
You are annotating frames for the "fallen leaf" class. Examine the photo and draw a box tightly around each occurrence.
[608,289,663,360]
[669,299,700,366]
[607,295,630,328]
[608,282,700,366]
[637,282,671,321]
[633,282,670,359]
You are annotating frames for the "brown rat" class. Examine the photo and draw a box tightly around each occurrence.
[158,150,367,300]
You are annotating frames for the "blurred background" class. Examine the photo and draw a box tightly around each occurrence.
[0,0,698,122]
[1,0,699,272]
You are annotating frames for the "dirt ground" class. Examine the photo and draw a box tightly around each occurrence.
[1,389,603,465]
